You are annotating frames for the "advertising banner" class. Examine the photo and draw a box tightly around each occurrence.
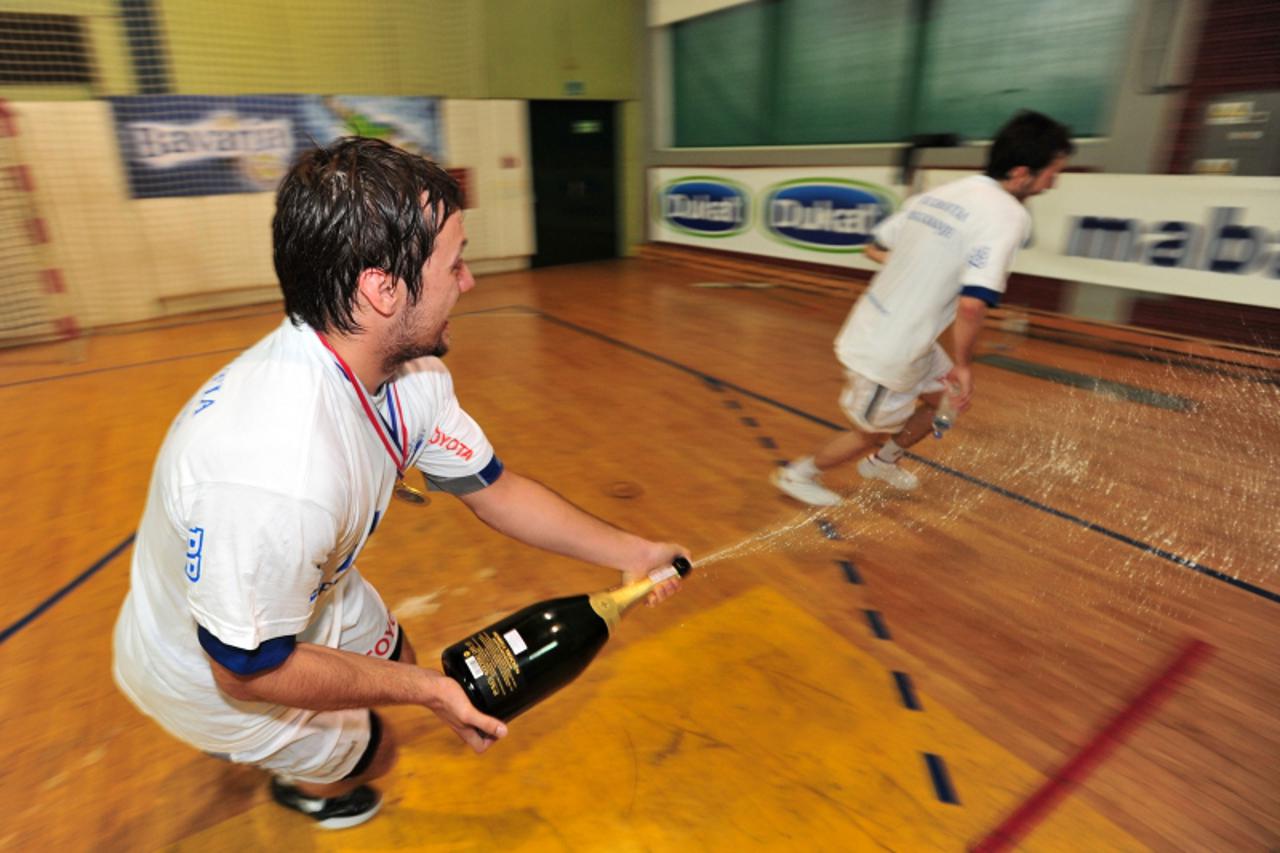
[109,95,444,198]
[1001,173,1280,309]
[652,167,1280,309]
[651,167,907,273]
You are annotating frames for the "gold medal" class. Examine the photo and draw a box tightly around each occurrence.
[394,475,430,506]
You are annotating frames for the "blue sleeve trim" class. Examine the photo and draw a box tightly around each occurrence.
[197,626,296,675]
[425,454,505,495]
[477,454,504,486]
[960,285,1001,307]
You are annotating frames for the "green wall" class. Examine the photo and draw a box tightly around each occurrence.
[162,0,642,102]
[672,0,1132,146]
[481,0,639,100]
[160,0,486,97]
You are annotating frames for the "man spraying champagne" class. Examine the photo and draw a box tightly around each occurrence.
[112,137,688,830]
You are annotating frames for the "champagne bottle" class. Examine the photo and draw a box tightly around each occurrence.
[441,557,692,721]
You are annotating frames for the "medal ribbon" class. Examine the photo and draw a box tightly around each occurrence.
[315,331,408,474]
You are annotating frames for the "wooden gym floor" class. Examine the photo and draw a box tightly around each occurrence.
[1,256,1277,851]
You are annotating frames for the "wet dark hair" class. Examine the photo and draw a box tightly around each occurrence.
[985,110,1075,180]
[273,137,461,334]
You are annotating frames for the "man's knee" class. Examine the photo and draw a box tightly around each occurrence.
[349,711,399,785]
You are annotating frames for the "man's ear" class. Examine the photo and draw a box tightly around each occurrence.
[356,268,399,318]
[1006,165,1031,183]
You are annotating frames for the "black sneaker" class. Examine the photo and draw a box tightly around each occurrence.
[269,778,382,830]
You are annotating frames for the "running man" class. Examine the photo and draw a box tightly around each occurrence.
[773,111,1074,505]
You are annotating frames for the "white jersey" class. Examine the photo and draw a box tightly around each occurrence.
[113,318,496,754]
[835,175,1031,390]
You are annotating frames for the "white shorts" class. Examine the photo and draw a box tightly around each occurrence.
[221,572,402,784]
[234,707,377,784]
[839,345,952,433]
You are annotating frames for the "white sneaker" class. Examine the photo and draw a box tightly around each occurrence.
[771,465,843,506]
[857,455,919,491]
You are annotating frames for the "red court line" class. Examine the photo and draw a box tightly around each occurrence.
[970,638,1214,853]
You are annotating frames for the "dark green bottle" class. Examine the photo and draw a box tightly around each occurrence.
[441,557,692,721]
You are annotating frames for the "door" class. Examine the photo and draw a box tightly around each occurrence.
[528,100,618,267]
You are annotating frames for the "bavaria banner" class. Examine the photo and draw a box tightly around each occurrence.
[109,95,444,198]
[651,167,1280,309]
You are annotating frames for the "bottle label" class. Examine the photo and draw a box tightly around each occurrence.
[502,628,528,654]
[461,631,523,698]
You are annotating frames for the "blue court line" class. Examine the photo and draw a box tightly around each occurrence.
[0,305,529,391]
[0,347,247,390]
[536,310,1280,607]
[974,353,1195,411]
[1024,329,1280,385]
[538,313,839,430]
[907,454,1280,605]
[0,533,135,645]
[924,753,960,804]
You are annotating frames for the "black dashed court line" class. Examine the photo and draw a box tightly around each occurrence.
[893,672,922,710]
[638,316,952,817]
[865,609,891,639]
[924,753,960,804]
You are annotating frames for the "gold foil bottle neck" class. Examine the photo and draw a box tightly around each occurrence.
[588,579,649,632]
[587,559,690,633]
